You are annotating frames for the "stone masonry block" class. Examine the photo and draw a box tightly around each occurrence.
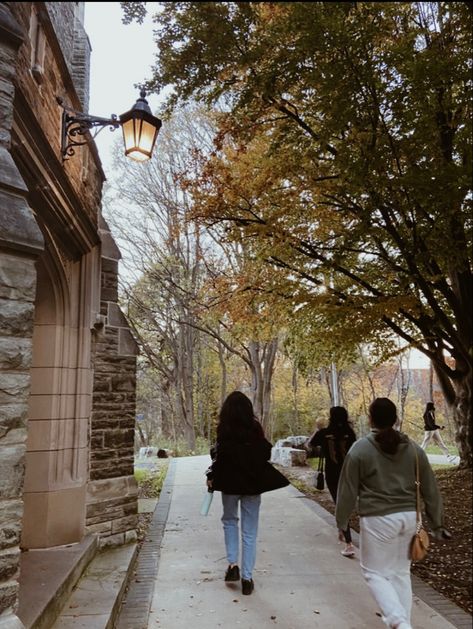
[86,476,138,504]
[125,530,137,544]
[0,337,32,370]
[111,515,137,535]
[0,548,19,582]
[0,499,22,551]
[0,253,37,301]
[0,582,18,616]
[99,532,124,548]
[0,373,30,406]
[86,521,112,536]
[0,301,34,337]
[0,404,28,439]
[103,429,135,449]
[0,445,25,498]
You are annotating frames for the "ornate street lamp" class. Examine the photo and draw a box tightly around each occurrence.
[58,90,161,162]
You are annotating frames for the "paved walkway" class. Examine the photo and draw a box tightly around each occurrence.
[117,455,469,629]
[134,452,460,474]
[427,454,459,465]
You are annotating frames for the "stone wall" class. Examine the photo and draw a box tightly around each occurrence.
[12,1,101,219]
[86,218,139,547]
[0,5,44,625]
[0,2,138,624]
[46,1,90,110]
[0,252,40,625]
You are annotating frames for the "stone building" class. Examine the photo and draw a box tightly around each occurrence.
[0,3,139,627]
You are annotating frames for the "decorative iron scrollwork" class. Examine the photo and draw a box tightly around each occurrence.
[57,97,120,160]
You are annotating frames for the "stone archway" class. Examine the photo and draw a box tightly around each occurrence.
[21,244,93,549]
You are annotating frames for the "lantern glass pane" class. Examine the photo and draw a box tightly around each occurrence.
[121,118,137,153]
[137,120,155,154]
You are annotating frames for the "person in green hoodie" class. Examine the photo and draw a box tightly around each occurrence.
[335,397,450,629]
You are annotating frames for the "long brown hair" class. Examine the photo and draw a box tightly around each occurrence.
[217,391,259,443]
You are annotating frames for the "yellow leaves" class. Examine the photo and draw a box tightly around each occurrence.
[200,262,289,342]
[255,2,289,23]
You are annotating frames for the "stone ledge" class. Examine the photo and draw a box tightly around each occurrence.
[17,535,98,629]
[50,542,138,629]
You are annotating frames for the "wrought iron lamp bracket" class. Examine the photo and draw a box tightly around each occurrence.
[57,97,120,160]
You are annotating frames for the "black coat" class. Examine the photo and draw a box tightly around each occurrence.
[207,425,287,495]
[423,411,441,431]
[309,427,356,477]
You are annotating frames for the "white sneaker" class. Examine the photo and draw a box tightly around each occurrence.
[341,544,356,557]
[447,454,457,463]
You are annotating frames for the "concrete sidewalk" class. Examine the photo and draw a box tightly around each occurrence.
[427,453,459,465]
[118,455,466,629]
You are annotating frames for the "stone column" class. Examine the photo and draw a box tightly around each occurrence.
[86,216,139,547]
[0,5,44,628]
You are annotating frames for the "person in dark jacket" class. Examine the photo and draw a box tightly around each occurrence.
[309,406,357,557]
[206,391,272,595]
[420,402,455,461]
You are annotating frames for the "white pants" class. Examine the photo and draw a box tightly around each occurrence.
[360,512,417,629]
[420,430,449,455]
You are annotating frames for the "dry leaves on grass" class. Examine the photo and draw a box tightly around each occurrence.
[412,468,472,614]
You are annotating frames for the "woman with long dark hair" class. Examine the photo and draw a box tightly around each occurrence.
[420,402,455,461]
[308,406,357,557]
[336,398,449,629]
[206,391,287,595]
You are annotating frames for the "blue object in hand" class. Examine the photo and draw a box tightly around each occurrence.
[200,490,214,516]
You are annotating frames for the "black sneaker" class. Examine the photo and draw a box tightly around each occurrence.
[241,578,254,595]
[224,565,240,582]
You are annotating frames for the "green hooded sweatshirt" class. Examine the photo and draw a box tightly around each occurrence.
[335,431,444,533]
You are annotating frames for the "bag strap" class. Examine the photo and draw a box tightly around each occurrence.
[317,453,324,473]
[412,442,423,532]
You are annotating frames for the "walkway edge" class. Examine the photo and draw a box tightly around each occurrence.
[115,458,176,629]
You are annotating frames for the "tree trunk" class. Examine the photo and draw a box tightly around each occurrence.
[292,364,299,432]
[262,338,278,438]
[136,422,147,447]
[248,338,278,434]
[429,361,434,403]
[180,317,196,450]
[218,341,227,407]
[397,355,411,432]
[452,373,472,468]
[249,341,263,419]
[195,334,204,438]
[161,382,176,441]
[431,356,472,468]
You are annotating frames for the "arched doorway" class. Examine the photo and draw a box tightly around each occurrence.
[21,242,92,549]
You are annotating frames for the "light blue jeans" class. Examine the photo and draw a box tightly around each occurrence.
[221,493,261,580]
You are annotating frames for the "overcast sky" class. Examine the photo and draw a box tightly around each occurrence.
[83,2,160,175]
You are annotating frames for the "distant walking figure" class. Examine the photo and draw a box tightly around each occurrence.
[308,406,357,557]
[206,391,288,595]
[420,402,454,461]
[336,398,449,629]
